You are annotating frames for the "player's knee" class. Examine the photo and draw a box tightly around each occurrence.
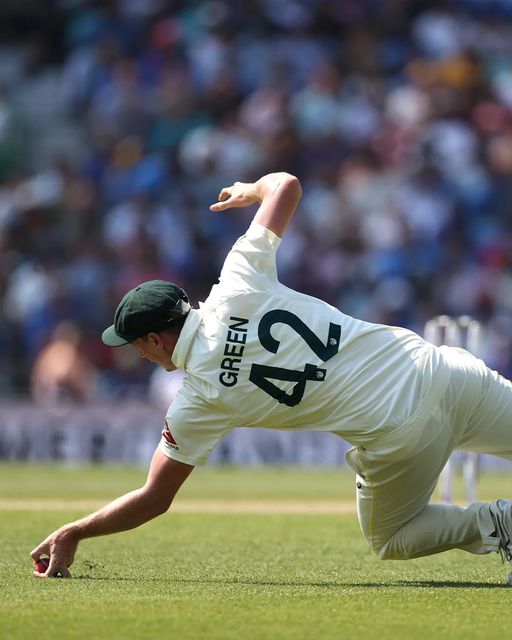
[375,536,413,560]
[362,534,391,559]
[363,532,409,560]
[377,543,398,560]
[369,541,393,560]
[370,543,386,559]
[361,524,413,560]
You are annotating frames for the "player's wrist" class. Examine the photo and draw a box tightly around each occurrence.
[60,522,85,542]
[243,181,262,203]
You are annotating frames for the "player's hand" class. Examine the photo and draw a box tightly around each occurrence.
[210,182,262,212]
[31,525,79,578]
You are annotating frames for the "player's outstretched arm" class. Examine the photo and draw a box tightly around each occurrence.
[210,172,302,238]
[30,450,194,578]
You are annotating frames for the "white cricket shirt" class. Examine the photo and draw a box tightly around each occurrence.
[159,222,450,465]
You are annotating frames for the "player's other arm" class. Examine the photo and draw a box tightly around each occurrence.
[30,449,193,578]
[210,172,302,238]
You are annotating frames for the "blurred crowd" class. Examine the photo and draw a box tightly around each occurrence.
[2,0,512,402]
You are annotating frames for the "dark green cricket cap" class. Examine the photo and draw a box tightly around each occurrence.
[102,280,191,347]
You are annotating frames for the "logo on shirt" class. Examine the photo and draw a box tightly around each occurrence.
[162,419,179,450]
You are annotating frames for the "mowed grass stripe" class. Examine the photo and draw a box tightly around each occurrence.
[2,464,512,502]
[0,498,357,513]
[0,498,486,513]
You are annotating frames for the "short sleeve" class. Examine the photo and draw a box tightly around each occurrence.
[158,389,233,466]
[217,221,282,293]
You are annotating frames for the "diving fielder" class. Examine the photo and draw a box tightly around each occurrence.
[32,173,512,584]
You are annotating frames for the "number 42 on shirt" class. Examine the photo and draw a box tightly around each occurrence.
[249,309,341,407]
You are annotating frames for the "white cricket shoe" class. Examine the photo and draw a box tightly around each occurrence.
[489,499,512,586]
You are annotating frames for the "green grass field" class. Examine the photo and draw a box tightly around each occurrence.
[1,464,512,640]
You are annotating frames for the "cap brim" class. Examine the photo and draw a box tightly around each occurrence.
[101,325,130,346]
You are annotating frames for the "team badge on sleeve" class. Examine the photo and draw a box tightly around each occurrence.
[162,419,179,449]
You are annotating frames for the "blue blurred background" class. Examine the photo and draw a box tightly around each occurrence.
[1,0,512,416]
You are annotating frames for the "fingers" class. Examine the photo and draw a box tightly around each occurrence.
[32,560,72,579]
[47,564,71,579]
[210,181,260,213]
[32,527,77,579]
[31,544,72,579]
[210,187,232,212]
[210,182,262,212]
[210,199,232,212]
[218,187,231,201]
[46,557,62,578]
[33,556,49,577]
[31,543,49,562]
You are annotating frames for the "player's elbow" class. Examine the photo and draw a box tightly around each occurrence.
[154,496,173,516]
[281,173,302,200]
[141,486,174,516]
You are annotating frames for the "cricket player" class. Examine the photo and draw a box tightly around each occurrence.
[32,172,512,584]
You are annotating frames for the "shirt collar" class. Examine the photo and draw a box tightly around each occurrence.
[171,307,202,371]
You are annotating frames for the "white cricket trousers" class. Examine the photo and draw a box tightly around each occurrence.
[345,346,512,560]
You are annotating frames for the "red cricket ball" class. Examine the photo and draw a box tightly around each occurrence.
[34,557,50,574]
